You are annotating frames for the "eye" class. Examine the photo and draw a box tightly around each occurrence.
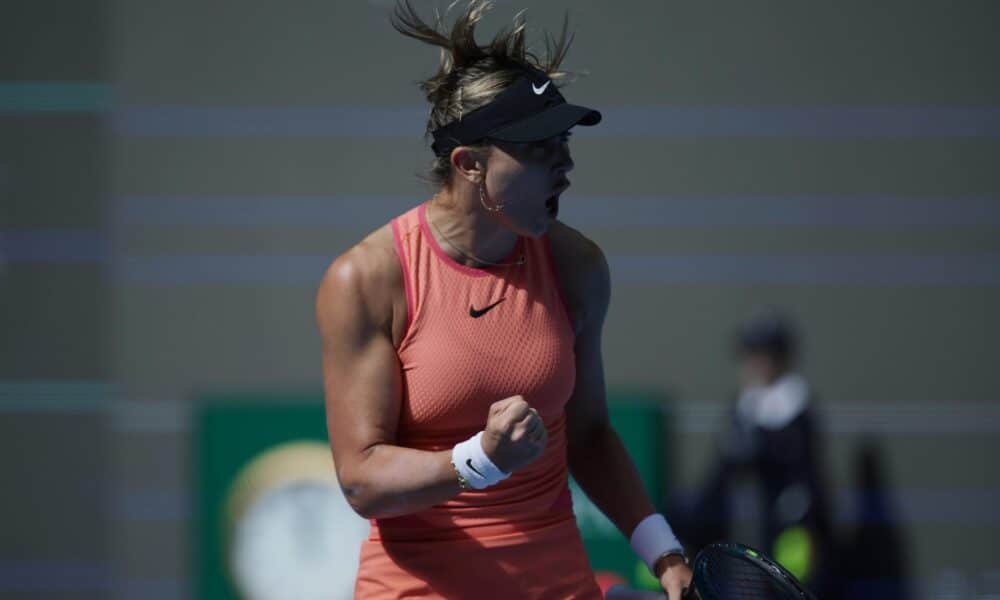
[499,132,572,162]
[538,133,571,151]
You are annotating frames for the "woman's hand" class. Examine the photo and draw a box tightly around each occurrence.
[655,554,697,600]
[480,395,547,473]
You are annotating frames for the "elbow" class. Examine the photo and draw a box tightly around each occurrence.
[338,477,383,520]
[352,503,380,521]
[335,444,415,520]
[347,493,399,521]
[341,482,377,520]
[337,465,393,520]
[336,464,377,519]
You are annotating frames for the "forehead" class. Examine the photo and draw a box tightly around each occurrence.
[488,130,571,155]
[494,129,572,145]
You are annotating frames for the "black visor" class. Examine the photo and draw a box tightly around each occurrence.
[430,67,601,157]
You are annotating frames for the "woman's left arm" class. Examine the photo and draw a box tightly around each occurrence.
[560,238,694,599]
[563,244,656,537]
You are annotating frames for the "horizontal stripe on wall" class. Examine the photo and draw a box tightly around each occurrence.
[0,82,112,113]
[0,561,179,597]
[0,560,108,591]
[3,238,998,285]
[117,195,1000,228]
[115,254,1000,286]
[674,401,1000,434]
[697,487,1000,526]
[101,399,1000,436]
[1,385,997,435]
[108,485,1000,525]
[2,570,982,600]
[4,86,998,141]
[0,381,111,412]
[117,578,184,600]
[111,105,1000,138]
[0,230,109,263]
[608,254,1000,285]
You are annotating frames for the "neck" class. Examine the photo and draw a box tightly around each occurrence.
[427,187,518,267]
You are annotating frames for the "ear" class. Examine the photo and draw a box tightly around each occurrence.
[450,146,487,184]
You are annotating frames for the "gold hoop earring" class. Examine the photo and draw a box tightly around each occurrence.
[479,180,504,212]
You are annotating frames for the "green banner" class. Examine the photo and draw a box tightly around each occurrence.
[192,390,671,598]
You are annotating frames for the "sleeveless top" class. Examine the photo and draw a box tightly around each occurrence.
[353,203,602,599]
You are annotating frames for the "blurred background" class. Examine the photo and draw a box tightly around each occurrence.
[2,0,999,598]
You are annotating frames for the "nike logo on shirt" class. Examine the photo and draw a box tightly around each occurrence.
[532,81,551,95]
[469,298,506,318]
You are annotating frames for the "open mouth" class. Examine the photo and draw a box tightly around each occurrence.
[546,180,569,218]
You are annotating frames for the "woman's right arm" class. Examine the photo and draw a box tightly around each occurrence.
[316,242,462,519]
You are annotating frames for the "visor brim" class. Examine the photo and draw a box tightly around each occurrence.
[487,103,602,143]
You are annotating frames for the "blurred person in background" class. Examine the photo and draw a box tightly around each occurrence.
[673,308,842,599]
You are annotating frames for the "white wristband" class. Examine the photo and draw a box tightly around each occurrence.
[451,431,510,490]
[629,513,683,573]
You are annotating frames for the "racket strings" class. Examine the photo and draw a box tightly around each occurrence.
[704,552,788,598]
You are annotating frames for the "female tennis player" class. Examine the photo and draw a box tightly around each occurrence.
[316,2,694,598]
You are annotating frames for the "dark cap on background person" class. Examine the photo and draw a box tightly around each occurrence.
[735,308,799,366]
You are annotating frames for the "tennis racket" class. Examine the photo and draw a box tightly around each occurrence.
[689,542,817,600]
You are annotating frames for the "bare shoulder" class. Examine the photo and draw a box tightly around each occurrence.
[547,220,610,332]
[315,223,405,342]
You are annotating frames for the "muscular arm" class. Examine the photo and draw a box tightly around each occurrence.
[554,225,658,539]
[316,238,461,519]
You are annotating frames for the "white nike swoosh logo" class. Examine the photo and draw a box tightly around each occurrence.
[532,81,551,95]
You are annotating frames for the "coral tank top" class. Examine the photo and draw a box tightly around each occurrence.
[353,203,601,599]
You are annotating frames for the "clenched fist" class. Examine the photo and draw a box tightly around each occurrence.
[480,395,548,474]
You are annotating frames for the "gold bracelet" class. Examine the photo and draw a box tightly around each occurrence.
[450,459,470,490]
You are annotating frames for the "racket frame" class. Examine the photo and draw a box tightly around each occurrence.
[690,542,818,600]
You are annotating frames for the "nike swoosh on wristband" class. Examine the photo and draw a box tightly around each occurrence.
[469,298,506,318]
[532,81,551,95]
[465,458,484,478]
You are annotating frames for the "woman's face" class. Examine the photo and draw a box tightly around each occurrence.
[482,131,575,237]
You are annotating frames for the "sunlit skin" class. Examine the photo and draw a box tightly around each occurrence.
[425,131,574,266]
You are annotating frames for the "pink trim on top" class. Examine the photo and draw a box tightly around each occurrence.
[390,217,415,348]
[542,232,577,336]
[418,203,521,278]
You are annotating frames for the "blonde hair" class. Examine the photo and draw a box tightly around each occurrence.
[391,0,579,189]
